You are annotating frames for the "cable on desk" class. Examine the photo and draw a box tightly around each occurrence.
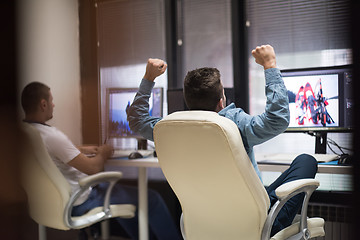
[305,132,353,156]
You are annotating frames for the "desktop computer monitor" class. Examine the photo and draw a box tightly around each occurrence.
[282,65,353,132]
[167,88,234,114]
[106,87,163,148]
[281,65,353,153]
[167,88,187,114]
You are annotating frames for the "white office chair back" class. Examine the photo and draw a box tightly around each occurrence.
[21,123,71,230]
[154,111,270,240]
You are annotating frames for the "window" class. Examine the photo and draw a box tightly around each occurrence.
[246,0,352,115]
[96,0,167,146]
[181,0,233,87]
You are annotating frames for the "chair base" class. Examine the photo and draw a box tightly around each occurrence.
[38,220,112,240]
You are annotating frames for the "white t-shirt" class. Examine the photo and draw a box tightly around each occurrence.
[30,123,90,206]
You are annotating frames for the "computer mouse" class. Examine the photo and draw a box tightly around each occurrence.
[128,151,144,160]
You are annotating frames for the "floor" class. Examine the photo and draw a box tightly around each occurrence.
[19,214,130,240]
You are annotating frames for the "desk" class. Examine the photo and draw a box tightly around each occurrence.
[106,156,352,239]
[255,152,353,174]
[258,163,353,174]
[106,158,159,240]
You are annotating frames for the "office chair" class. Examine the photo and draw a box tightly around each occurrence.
[21,123,136,240]
[153,111,325,240]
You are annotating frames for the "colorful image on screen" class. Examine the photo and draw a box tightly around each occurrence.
[108,88,162,138]
[283,74,339,128]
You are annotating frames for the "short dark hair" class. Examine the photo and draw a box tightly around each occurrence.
[21,82,50,115]
[183,67,223,111]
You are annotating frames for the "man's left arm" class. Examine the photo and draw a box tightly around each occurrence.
[235,68,290,148]
[243,45,290,147]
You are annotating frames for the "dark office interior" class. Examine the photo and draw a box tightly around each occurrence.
[1,0,360,239]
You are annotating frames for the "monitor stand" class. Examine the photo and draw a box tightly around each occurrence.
[137,138,148,150]
[315,132,327,154]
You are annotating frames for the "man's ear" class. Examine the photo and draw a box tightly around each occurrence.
[215,98,224,112]
[40,99,47,111]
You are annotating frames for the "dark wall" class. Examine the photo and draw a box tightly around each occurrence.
[350,0,360,238]
[0,1,28,239]
[79,0,101,144]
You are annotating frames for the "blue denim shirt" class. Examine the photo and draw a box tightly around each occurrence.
[127,68,290,180]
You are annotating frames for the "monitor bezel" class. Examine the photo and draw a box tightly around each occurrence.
[281,64,353,133]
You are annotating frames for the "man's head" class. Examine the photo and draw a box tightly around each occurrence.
[21,82,54,121]
[183,67,225,112]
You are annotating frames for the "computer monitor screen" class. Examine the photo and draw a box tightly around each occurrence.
[167,89,187,114]
[167,88,234,114]
[282,65,353,132]
[107,88,163,138]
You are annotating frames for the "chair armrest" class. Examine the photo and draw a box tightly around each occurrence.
[261,179,320,240]
[64,171,130,229]
[270,217,325,240]
[78,171,123,188]
[275,179,320,200]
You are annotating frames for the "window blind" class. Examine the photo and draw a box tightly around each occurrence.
[246,0,351,54]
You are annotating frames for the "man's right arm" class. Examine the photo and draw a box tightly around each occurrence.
[126,58,167,141]
[43,126,113,175]
[68,145,113,175]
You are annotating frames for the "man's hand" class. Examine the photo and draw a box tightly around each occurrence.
[97,144,114,159]
[143,58,167,82]
[251,45,277,70]
[78,145,98,155]
[69,144,114,175]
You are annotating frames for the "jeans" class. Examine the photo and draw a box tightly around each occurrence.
[72,184,182,240]
[266,153,318,236]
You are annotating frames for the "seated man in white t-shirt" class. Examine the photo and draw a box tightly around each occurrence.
[21,82,181,240]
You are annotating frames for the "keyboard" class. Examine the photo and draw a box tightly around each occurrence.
[110,149,155,159]
[256,153,339,164]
